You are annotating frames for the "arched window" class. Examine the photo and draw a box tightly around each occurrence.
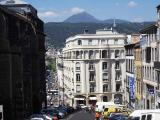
[78,40,82,45]
[89,50,94,59]
[102,50,109,58]
[103,96,108,102]
[76,62,80,70]
[115,50,120,58]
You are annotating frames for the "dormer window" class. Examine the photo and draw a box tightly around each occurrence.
[78,39,82,45]
[88,40,92,45]
[115,39,118,44]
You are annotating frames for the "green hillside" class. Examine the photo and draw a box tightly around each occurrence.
[44,22,155,49]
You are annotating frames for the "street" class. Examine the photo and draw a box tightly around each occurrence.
[62,110,95,120]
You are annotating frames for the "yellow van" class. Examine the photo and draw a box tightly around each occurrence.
[103,107,117,118]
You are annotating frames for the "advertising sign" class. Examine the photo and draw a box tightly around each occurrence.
[129,77,135,100]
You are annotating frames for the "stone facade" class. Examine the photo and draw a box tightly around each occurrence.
[0,4,46,119]
[58,28,127,107]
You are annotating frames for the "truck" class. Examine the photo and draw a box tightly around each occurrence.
[95,102,124,112]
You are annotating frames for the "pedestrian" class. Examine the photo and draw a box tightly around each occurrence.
[95,112,100,120]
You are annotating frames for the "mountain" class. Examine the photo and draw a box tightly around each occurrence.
[64,12,100,23]
[64,12,130,24]
[44,22,155,49]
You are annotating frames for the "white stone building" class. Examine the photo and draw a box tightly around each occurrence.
[58,28,127,107]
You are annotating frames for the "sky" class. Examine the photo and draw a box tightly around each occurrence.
[0,0,160,23]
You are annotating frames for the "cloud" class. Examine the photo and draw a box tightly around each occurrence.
[133,17,143,22]
[128,1,138,8]
[38,11,59,18]
[38,7,85,22]
[64,7,85,14]
[0,0,27,4]
[70,7,85,14]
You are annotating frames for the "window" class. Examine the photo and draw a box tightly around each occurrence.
[102,50,108,58]
[88,40,92,45]
[116,84,121,92]
[101,40,105,45]
[76,85,81,93]
[78,39,82,45]
[89,50,94,59]
[76,74,80,82]
[147,114,152,120]
[89,73,95,81]
[102,62,108,70]
[115,39,118,44]
[89,63,94,70]
[115,61,120,69]
[103,84,109,92]
[90,83,95,92]
[115,72,121,80]
[103,73,108,81]
[76,62,80,70]
[141,115,146,120]
[115,50,120,58]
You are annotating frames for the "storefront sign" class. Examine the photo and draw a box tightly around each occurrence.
[129,77,135,100]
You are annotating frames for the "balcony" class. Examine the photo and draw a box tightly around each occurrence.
[103,89,110,92]
[103,79,109,82]
[90,88,95,93]
[115,67,120,71]
[89,67,95,71]
[89,79,96,82]
[102,68,108,72]
[154,61,160,70]
[115,77,122,82]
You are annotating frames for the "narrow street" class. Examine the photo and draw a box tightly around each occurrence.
[62,110,95,120]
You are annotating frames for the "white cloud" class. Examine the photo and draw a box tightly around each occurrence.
[70,7,85,14]
[64,7,85,14]
[38,7,85,22]
[128,1,138,8]
[38,11,59,18]
[133,17,143,22]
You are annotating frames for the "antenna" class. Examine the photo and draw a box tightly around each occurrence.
[113,18,116,28]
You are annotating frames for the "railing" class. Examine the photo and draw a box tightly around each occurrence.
[89,67,95,71]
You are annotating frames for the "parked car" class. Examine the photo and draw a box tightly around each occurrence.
[56,109,65,119]
[41,108,59,120]
[29,114,51,120]
[108,113,128,120]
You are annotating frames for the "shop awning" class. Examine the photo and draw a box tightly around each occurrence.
[89,97,97,100]
[74,98,85,100]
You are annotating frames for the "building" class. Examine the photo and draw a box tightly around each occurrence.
[0,4,46,119]
[154,4,160,109]
[59,28,127,107]
[124,42,135,109]
[134,41,143,109]
[140,25,157,109]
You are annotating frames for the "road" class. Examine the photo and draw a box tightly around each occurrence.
[62,110,95,120]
